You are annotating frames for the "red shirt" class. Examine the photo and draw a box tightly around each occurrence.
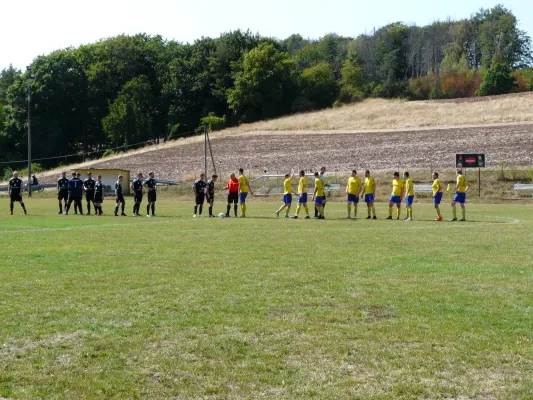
[227,178,239,193]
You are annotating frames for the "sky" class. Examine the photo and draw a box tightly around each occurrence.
[1,0,531,71]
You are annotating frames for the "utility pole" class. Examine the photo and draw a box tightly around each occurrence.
[26,66,33,197]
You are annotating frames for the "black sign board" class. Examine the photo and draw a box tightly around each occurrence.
[456,153,486,169]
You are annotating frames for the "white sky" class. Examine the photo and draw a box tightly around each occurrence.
[2,0,531,71]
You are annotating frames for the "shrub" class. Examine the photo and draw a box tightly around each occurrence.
[476,63,517,96]
[199,113,227,132]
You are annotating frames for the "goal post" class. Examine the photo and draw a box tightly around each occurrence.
[251,174,341,197]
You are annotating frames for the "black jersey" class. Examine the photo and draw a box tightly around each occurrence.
[206,180,215,196]
[9,178,23,195]
[115,180,123,195]
[144,178,157,192]
[84,178,96,192]
[94,181,104,196]
[194,179,206,195]
[132,179,143,192]
[57,177,69,191]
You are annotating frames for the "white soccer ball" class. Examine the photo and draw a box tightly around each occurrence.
[218,213,226,218]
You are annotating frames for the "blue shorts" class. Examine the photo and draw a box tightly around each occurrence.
[298,193,308,203]
[389,195,401,205]
[283,194,292,204]
[315,196,324,206]
[239,192,248,203]
[405,195,414,206]
[347,194,359,204]
[364,194,374,203]
[433,192,443,205]
[453,192,466,204]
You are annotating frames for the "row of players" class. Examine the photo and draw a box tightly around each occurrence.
[7,167,469,221]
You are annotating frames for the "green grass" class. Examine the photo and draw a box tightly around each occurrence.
[1,199,532,399]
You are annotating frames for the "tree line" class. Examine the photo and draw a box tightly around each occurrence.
[0,4,531,175]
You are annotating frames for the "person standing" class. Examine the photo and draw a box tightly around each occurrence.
[93,175,105,216]
[131,173,144,216]
[83,172,96,215]
[312,171,325,219]
[315,166,327,217]
[346,170,362,219]
[114,175,127,216]
[432,172,443,221]
[403,171,414,221]
[224,173,239,217]
[206,174,218,218]
[193,173,207,217]
[57,171,69,214]
[387,172,404,220]
[65,172,83,216]
[362,170,377,220]
[144,172,157,217]
[8,171,27,215]
[450,169,469,222]
[238,168,253,218]
[293,170,310,219]
[276,171,295,218]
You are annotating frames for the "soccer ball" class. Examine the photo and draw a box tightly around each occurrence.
[218,213,226,218]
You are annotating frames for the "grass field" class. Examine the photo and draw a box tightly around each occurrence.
[1,199,533,399]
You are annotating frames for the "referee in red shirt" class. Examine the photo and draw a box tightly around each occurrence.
[224,173,239,217]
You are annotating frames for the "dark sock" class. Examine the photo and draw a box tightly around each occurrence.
[114,206,118,214]
[199,205,203,215]
[234,205,238,216]
[21,203,26,211]
[151,204,155,214]
[87,203,91,214]
[10,202,14,212]
[121,203,125,213]
[194,205,198,215]
[147,205,150,215]
[314,207,318,217]
[59,203,63,213]
[209,206,213,216]
[226,204,230,215]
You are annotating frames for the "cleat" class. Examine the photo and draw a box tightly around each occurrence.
[238,215,245,218]
[449,218,457,222]
[386,216,393,220]
[318,216,325,220]
[366,216,371,219]
[305,216,310,219]
[460,218,466,221]
[225,213,230,217]
[405,218,412,221]
[114,213,118,216]
[152,214,157,217]
[435,216,443,221]
[396,217,400,220]
[292,216,298,219]
[372,216,377,220]
[10,211,13,215]
[121,213,127,216]
[209,214,215,218]
[64,212,68,216]
[275,211,280,218]
[346,216,351,219]
[57,211,62,214]
[284,215,289,218]
[146,214,151,217]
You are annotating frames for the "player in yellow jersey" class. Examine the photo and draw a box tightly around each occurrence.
[345,170,362,219]
[362,170,377,219]
[276,170,295,218]
[432,172,443,221]
[293,170,310,219]
[312,171,325,219]
[403,171,414,221]
[387,171,404,220]
[238,168,253,218]
[450,169,468,221]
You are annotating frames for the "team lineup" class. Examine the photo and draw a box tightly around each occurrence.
[7,167,470,221]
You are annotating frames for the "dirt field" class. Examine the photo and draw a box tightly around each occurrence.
[37,122,533,183]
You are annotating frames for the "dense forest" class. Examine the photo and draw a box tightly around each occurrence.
[0,4,532,176]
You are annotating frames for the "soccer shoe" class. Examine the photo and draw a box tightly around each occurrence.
[405,218,412,221]
[9,211,13,215]
[275,211,280,218]
[449,218,457,222]
[366,216,371,219]
[305,216,310,219]
[146,214,151,217]
[460,218,466,221]
[435,216,443,221]
[152,214,157,217]
[209,214,215,218]
[225,213,230,217]
[63,212,68,216]
[372,216,377,220]
[292,216,298,219]
[345,216,351,219]
[284,215,290,219]
[74,212,78,215]
[114,213,118,216]
[238,215,245,218]
[121,213,127,216]
[24,210,27,215]
[386,216,393,220]
[57,211,63,214]
[318,216,325,220]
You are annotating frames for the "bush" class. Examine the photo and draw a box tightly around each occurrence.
[338,86,364,104]
[476,63,516,96]
[199,113,227,132]
[102,149,118,158]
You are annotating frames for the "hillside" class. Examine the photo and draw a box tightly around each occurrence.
[37,93,533,183]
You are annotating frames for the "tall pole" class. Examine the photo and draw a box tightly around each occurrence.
[27,66,32,197]
[204,125,207,178]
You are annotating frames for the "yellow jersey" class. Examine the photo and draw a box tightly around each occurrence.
[364,177,375,194]
[457,175,466,192]
[298,176,307,193]
[238,175,249,193]
[315,178,325,197]
[432,179,443,195]
[347,177,362,195]
[391,178,404,196]
[405,178,414,196]
[283,178,292,195]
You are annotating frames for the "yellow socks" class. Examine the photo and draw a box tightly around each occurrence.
[389,207,393,217]
[367,207,371,217]
[304,205,309,215]
[452,207,457,218]
[436,207,441,217]
[397,208,401,218]
[241,204,246,217]
[354,205,358,217]
[347,204,351,217]
[371,205,376,217]
[462,207,466,219]
[296,205,301,215]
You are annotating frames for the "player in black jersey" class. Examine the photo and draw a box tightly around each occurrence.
[8,171,27,215]
[114,175,127,216]
[144,172,157,217]
[193,173,207,217]
[83,172,96,215]
[93,175,105,216]
[130,173,144,216]
[57,171,69,214]
[206,174,218,217]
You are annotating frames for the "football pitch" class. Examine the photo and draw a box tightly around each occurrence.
[1,199,532,399]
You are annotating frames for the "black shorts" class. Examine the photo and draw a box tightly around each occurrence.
[148,191,156,203]
[228,192,238,204]
[195,193,205,205]
[10,193,22,202]
[85,191,94,202]
[134,191,143,203]
[94,194,103,203]
[206,193,215,202]
[116,194,125,203]
[58,190,68,201]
